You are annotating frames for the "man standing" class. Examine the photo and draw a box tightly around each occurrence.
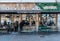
[20,20,25,32]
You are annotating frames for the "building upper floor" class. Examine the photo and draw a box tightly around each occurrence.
[0,0,59,12]
[0,0,57,3]
[0,3,41,10]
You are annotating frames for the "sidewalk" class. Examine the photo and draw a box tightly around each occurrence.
[0,32,60,41]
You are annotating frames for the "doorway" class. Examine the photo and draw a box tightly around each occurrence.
[38,14,57,32]
[21,14,36,32]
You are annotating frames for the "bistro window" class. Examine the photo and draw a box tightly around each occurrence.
[38,14,57,31]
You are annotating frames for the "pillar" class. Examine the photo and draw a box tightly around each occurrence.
[35,14,39,32]
[29,16,32,29]
[56,14,58,31]
[11,14,14,23]
[18,14,22,24]
[11,14,14,28]
[0,14,1,25]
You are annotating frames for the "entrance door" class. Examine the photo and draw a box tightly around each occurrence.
[12,14,19,32]
[21,14,36,32]
[38,14,57,32]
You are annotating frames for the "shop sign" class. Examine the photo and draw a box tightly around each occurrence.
[35,3,59,12]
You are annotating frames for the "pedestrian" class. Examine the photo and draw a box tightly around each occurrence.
[14,21,18,32]
[7,22,12,33]
[20,20,25,32]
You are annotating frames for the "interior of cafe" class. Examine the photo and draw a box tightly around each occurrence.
[0,14,57,32]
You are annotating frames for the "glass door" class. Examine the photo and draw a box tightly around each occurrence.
[13,14,19,32]
[20,14,36,32]
[38,14,57,32]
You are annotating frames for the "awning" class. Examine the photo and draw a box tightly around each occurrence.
[0,10,41,14]
[0,10,60,14]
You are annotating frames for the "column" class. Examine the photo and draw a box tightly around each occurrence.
[18,14,22,24]
[0,14,1,25]
[30,16,32,29]
[11,14,14,28]
[35,14,39,32]
[11,14,14,23]
[56,14,58,31]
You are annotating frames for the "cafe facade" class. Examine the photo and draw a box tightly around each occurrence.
[0,0,59,32]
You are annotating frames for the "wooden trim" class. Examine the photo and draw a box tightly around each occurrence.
[0,2,35,4]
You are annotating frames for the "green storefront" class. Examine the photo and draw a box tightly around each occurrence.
[35,3,59,32]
